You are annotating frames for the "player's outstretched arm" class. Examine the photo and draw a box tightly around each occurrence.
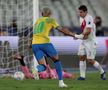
[56,26,75,37]
[74,27,91,39]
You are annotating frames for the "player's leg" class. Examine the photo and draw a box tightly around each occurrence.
[32,44,48,79]
[36,57,47,72]
[86,43,106,80]
[32,57,48,79]
[13,54,25,66]
[77,43,86,80]
[42,43,67,87]
[101,53,108,72]
[21,66,34,79]
[87,58,106,80]
[32,44,47,72]
[62,70,74,78]
[49,69,57,79]
[13,54,34,79]
[77,55,86,80]
[51,55,67,87]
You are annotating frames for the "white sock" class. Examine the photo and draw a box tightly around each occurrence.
[93,61,104,74]
[59,80,64,84]
[102,64,107,71]
[84,61,86,70]
[80,61,86,78]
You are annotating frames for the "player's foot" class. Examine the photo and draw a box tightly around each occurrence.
[59,83,68,88]
[77,77,85,80]
[31,67,39,80]
[13,54,22,60]
[101,72,106,80]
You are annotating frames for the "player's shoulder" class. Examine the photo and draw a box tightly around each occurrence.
[37,17,48,22]
[36,18,41,22]
[46,17,55,21]
[45,17,56,23]
[86,14,93,19]
[34,18,40,25]
[85,14,93,20]
[80,17,84,22]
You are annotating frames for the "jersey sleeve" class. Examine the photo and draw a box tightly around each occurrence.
[50,18,59,28]
[85,16,93,28]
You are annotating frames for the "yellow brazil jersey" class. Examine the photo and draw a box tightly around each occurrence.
[32,17,59,44]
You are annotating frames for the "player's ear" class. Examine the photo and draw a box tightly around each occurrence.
[85,11,88,14]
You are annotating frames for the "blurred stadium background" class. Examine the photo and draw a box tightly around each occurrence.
[0,0,108,75]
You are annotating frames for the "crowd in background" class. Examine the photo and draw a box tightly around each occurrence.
[0,16,107,37]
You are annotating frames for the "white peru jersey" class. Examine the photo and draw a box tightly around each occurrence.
[80,14,96,43]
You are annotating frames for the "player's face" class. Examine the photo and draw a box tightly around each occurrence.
[79,10,87,18]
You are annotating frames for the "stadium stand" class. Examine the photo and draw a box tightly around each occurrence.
[0,0,108,36]
[39,0,108,27]
[39,0,108,35]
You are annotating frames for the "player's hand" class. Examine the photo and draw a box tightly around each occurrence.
[13,54,22,60]
[83,35,88,39]
[70,32,78,40]
[70,32,75,37]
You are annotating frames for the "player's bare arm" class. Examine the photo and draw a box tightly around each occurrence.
[56,26,75,37]
[82,27,91,39]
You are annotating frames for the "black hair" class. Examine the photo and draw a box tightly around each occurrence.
[79,5,88,12]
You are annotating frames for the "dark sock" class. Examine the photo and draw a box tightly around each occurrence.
[54,60,63,80]
[19,56,26,66]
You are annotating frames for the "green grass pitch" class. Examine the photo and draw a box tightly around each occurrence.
[0,72,107,90]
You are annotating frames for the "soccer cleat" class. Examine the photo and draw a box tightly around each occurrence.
[59,83,68,88]
[77,77,85,80]
[31,67,39,80]
[101,72,106,80]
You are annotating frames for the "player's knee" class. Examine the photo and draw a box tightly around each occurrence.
[53,59,60,63]
[37,64,46,72]
[79,56,86,61]
[51,55,59,61]
[87,59,95,65]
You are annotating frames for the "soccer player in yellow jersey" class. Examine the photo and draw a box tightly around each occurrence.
[32,7,74,88]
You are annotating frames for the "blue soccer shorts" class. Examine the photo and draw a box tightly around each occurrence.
[32,43,58,61]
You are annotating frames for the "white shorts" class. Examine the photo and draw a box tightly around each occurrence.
[78,41,96,59]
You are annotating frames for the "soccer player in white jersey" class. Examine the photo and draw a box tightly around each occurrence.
[73,5,106,80]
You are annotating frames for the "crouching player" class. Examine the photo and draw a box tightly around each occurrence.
[14,54,75,80]
[39,62,75,79]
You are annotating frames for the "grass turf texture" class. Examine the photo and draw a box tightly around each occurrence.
[0,72,107,90]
